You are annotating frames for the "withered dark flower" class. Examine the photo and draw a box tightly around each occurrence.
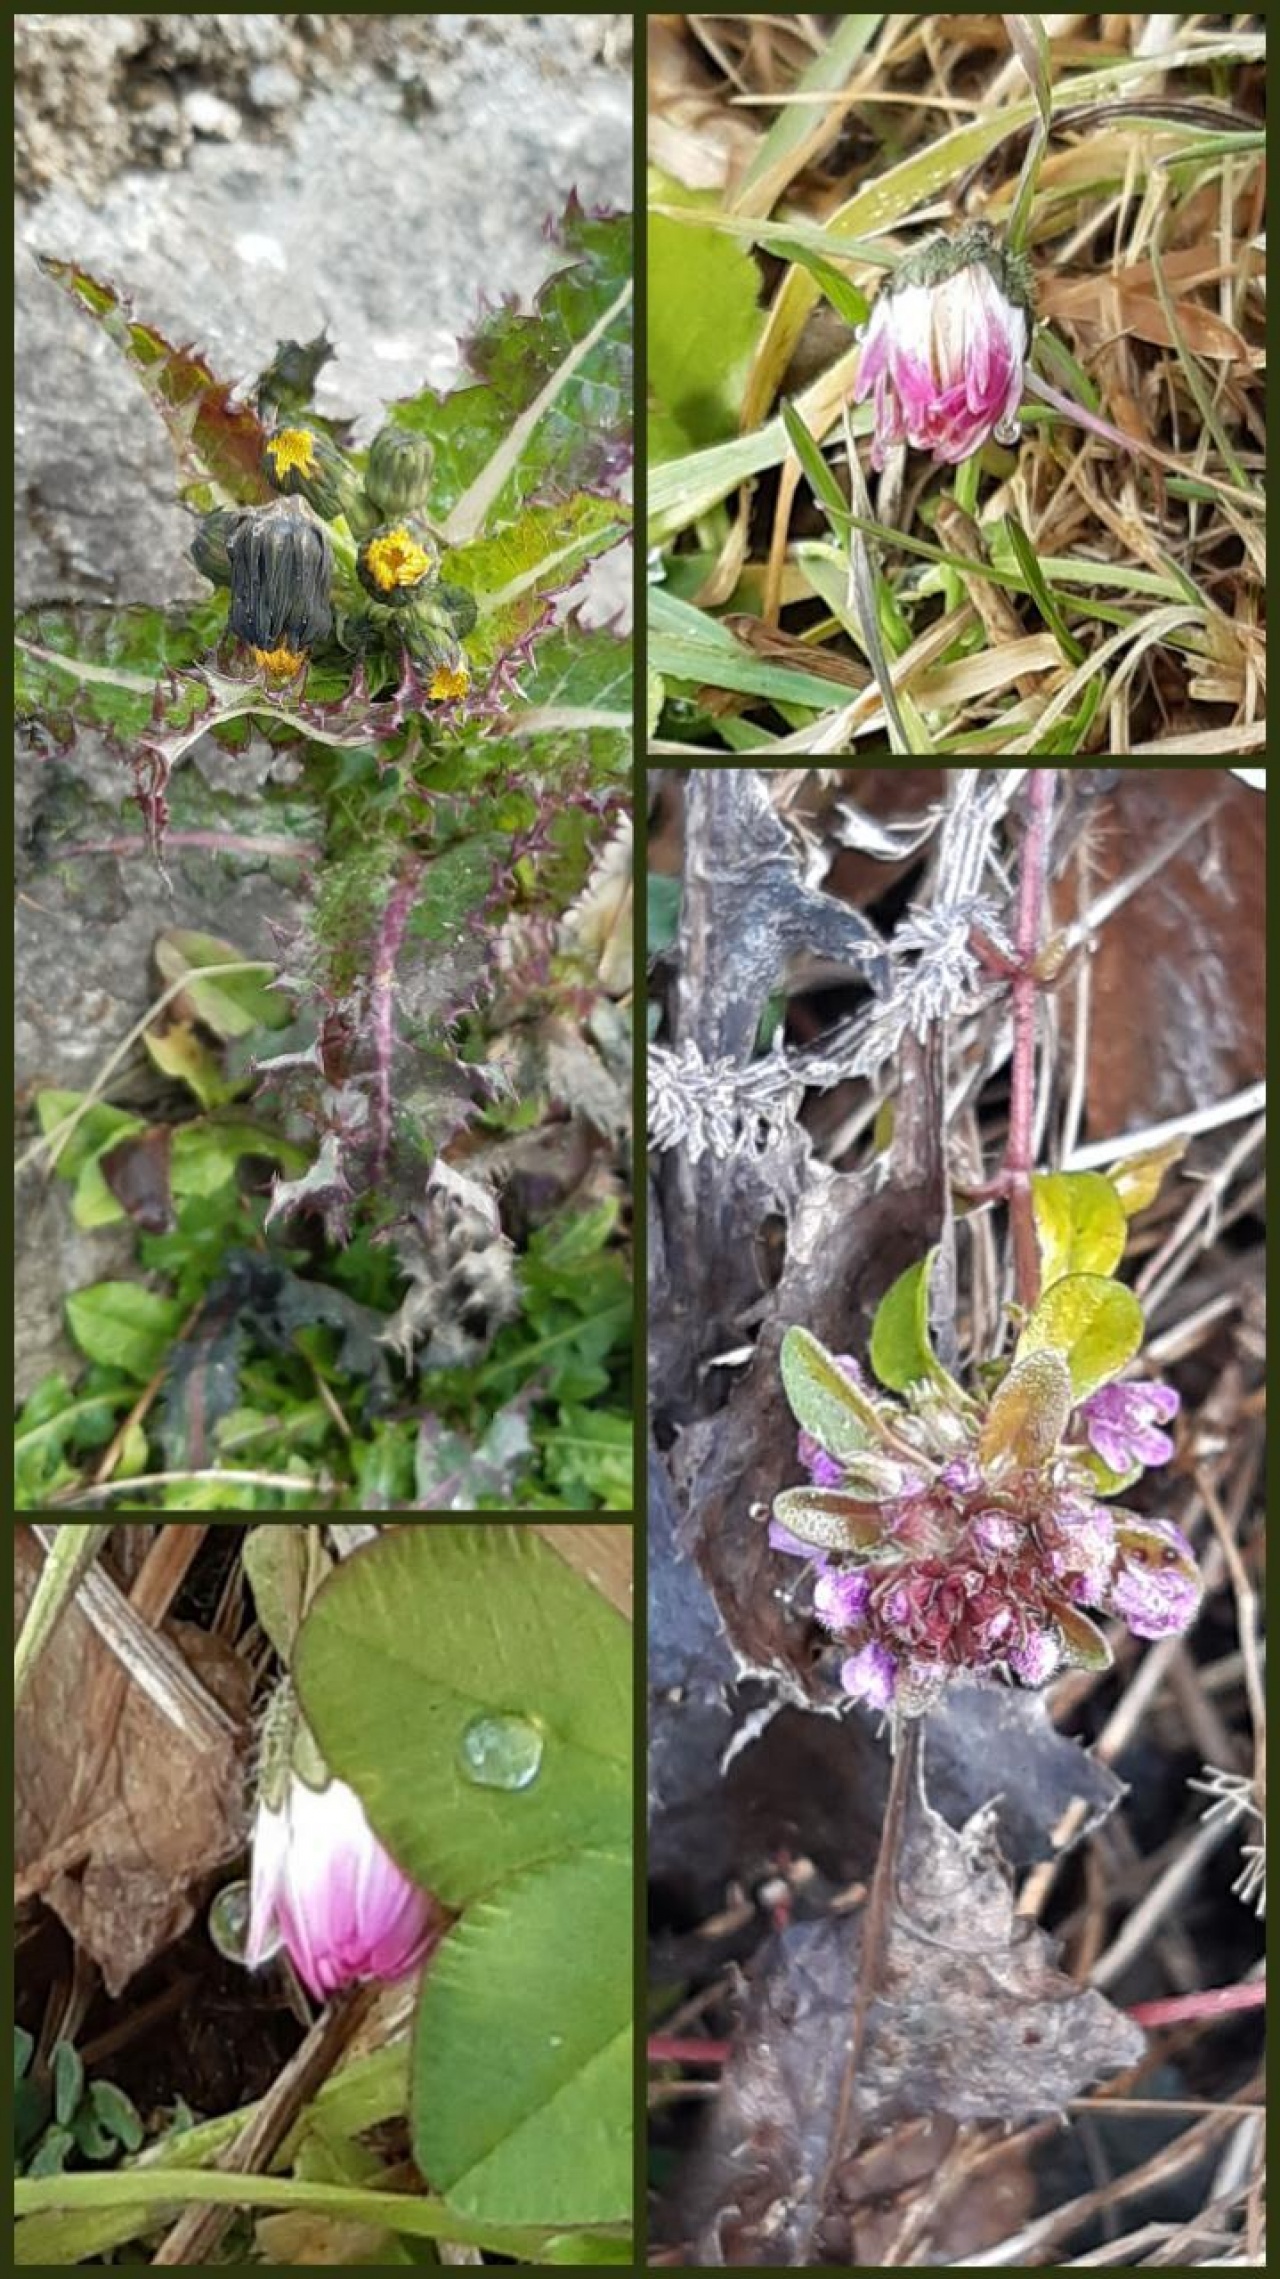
[226,500,333,678]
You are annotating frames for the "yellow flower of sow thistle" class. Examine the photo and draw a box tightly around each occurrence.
[262,424,361,523]
[428,658,471,702]
[358,519,436,605]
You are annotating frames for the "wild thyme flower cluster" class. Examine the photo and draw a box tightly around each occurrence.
[191,417,476,698]
[771,1183,1202,1717]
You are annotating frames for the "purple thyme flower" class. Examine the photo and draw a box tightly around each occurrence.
[853,222,1032,471]
[841,1641,898,1713]
[773,1315,1201,1716]
[1079,1380,1180,1474]
[1107,1518,1202,1639]
[813,1567,872,1628]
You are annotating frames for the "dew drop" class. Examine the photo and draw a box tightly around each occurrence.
[208,1879,255,1964]
[458,1711,544,1792]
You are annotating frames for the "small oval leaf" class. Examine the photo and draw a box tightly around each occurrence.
[1016,1274,1144,1401]
[869,1253,934,1392]
[978,1349,1073,1473]
[1031,1172,1126,1288]
[771,1488,891,1558]
[1048,1600,1113,1672]
[1108,1138,1187,1218]
[779,1326,888,1459]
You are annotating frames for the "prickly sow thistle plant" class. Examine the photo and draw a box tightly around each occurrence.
[771,1167,1202,1717]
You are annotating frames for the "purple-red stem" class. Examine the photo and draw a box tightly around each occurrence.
[368,861,420,1184]
[1005,768,1056,1310]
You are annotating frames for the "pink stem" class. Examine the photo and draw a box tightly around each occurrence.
[1127,1981,1265,2029]
[648,2035,730,2067]
[1005,769,1056,1309]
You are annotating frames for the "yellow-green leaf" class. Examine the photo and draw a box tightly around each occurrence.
[978,1350,1072,1474]
[1016,1274,1144,1401]
[1031,1171,1126,1288]
[1108,1138,1187,1217]
[772,1487,892,1557]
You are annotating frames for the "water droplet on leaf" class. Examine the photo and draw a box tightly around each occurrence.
[458,1711,544,1792]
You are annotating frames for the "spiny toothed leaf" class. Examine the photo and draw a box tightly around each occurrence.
[36,256,272,509]
[443,493,630,673]
[503,612,631,770]
[16,601,229,743]
[383,200,632,532]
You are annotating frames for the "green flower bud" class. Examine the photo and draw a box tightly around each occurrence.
[255,332,335,422]
[190,508,247,590]
[364,423,436,515]
[401,597,472,702]
[357,518,438,606]
[227,500,334,679]
[262,425,362,523]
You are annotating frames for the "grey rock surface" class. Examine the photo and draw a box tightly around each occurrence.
[15,13,633,1404]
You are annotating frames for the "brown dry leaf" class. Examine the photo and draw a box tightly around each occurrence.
[678,1780,1143,2265]
[15,1528,252,1994]
[1039,271,1249,360]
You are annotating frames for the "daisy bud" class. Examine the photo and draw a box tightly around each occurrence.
[245,1765,446,2001]
[853,221,1032,471]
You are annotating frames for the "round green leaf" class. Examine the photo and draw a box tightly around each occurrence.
[772,1486,896,1558]
[293,1527,631,1907]
[414,1848,631,2226]
[1030,1172,1127,1288]
[1015,1274,1144,1401]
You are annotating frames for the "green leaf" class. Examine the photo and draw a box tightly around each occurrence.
[443,494,629,672]
[36,1091,145,1182]
[649,585,845,713]
[648,202,765,454]
[293,1527,630,1907]
[978,1349,1073,1474]
[778,1325,886,1458]
[770,240,868,333]
[1031,1171,1127,1288]
[243,1525,332,1663]
[415,1849,631,2225]
[170,1118,309,1197]
[64,1283,186,1381]
[35,258,271,509]
[389,202,631,532]
[868,1249,953,1394]
[772,1487,895,1557]
[781,398,851,532]
[542,1409,632,1512]
[1016,1274,1144,1401]
[152,932,284,1039]
[52,2042,83,2130]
